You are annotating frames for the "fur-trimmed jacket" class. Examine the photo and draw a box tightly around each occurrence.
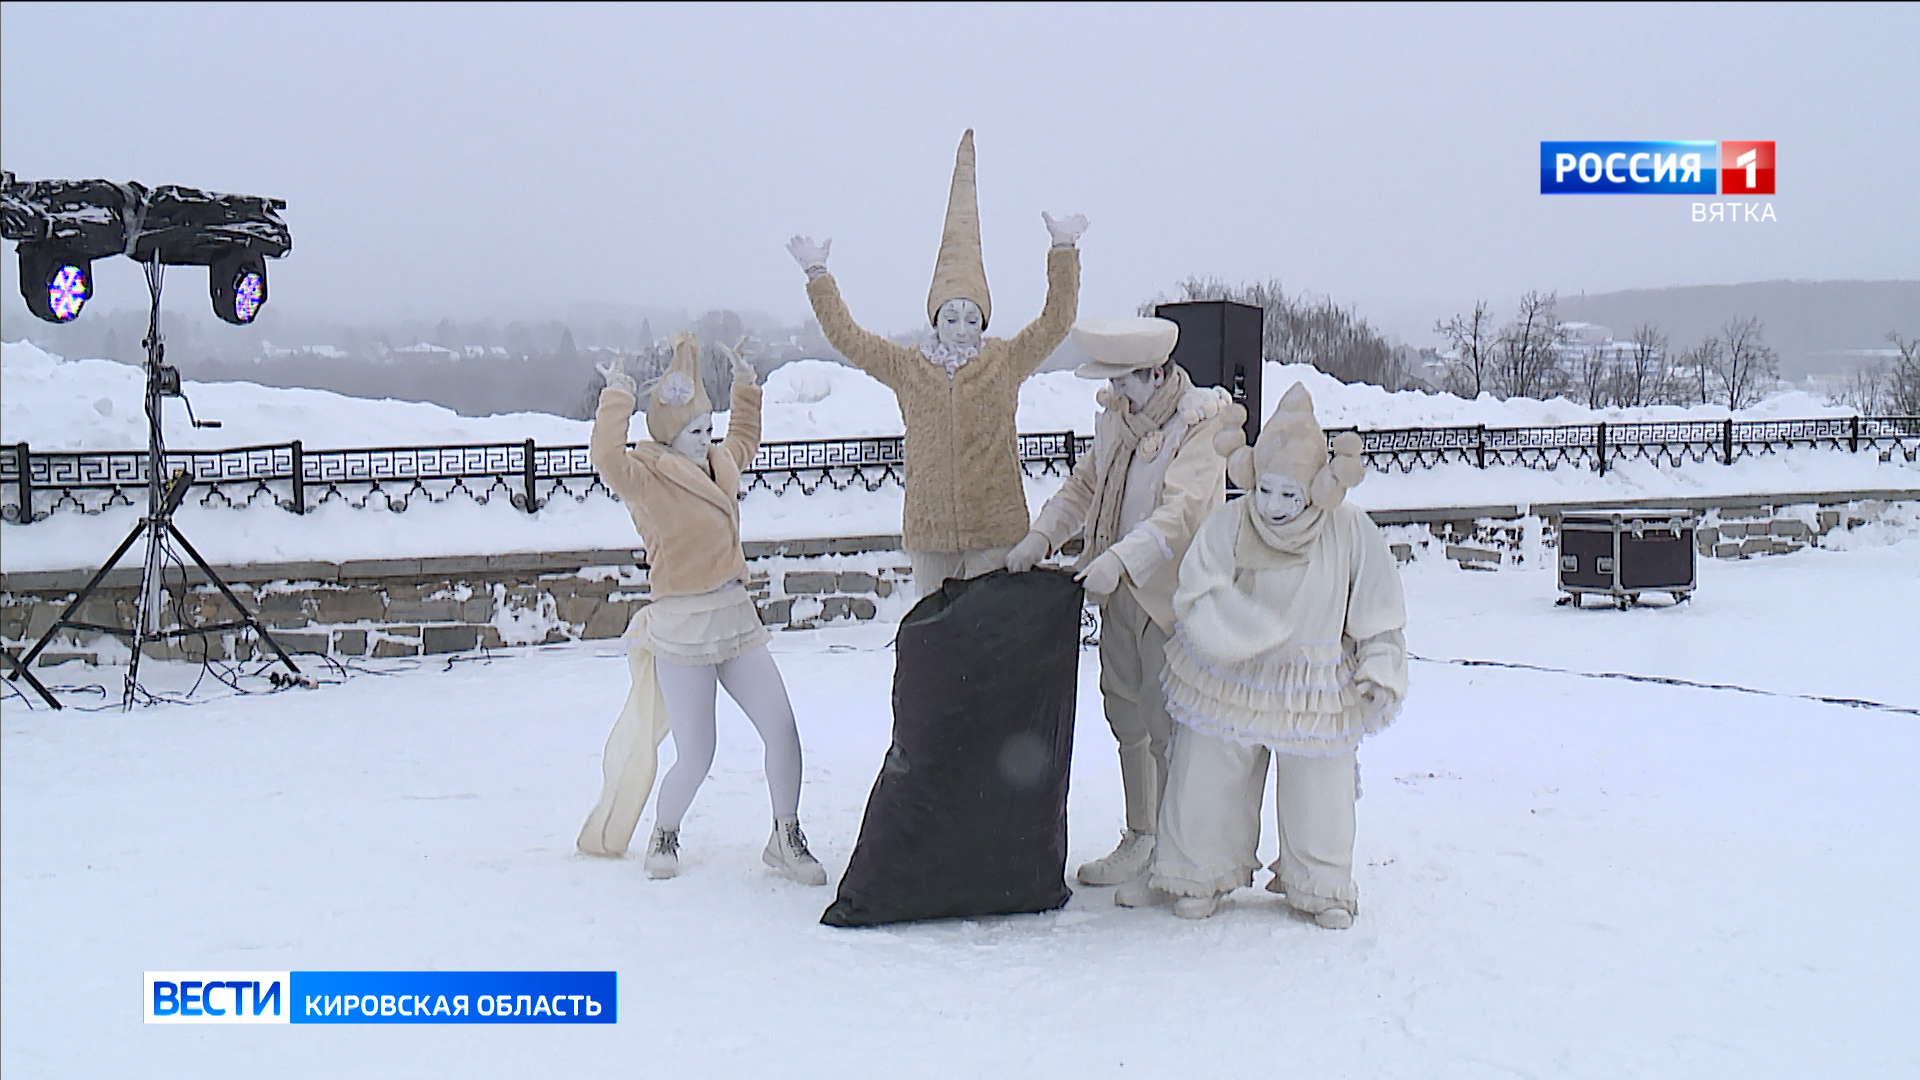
[589,379,762,599]
[1029,381,1234,633]
[805,246,1080,553]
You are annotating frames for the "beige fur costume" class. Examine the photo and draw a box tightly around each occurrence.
[804,131,1080,573]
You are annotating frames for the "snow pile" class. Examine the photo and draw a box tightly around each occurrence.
[1,341,1881,455]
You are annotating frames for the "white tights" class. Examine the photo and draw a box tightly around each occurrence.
[652,645,803,830]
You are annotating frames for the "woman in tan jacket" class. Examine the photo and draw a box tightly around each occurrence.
[575,333,825,887]
[787,129,1085,598]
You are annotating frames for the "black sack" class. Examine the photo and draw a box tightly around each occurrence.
[822,568,1084,928]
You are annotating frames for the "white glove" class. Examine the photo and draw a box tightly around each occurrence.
[595,358,636,397]
[787,235,832,278]
[1074,549,1124,599]
[1005,531,1051,574]
[1355,679,1398,712]
[1042,211,1088,248]
[717,338,757,387]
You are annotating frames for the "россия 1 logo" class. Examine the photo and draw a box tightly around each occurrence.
[1540,141,1775,194]
[1540,141,1775,221]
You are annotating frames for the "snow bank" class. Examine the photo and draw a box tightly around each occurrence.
[2,340,1877,456]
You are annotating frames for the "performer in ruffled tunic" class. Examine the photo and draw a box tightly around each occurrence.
[1118,383,1408,926]
[575,333,826,887]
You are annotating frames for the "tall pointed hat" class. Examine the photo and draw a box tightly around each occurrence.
[926,129,992,329]
[645,332,713,444]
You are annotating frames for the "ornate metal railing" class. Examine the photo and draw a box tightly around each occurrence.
[1322,416,1920,476]
[0,431,1095,523]
[4,418,1915,524]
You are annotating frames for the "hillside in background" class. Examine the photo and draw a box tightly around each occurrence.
[1555,280,1920,378]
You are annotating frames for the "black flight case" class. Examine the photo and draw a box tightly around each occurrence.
[1556,508,1696,609]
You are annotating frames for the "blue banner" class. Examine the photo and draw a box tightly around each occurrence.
[1540,141,1718,194]
[289,971,616,1024]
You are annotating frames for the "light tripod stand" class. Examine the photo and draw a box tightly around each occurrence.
[8,258,300,709]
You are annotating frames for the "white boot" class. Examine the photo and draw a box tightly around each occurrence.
[1113,873,1171,908]
[1077,830,1156,886]
[1173,893,1220,920]
[762,816,828,887]
[1314,908,1353,930]
[644,826,679,880]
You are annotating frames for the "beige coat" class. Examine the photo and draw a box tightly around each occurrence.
[589,379,762,598]
[1030,385,1233,634]
[806,246,1080,552]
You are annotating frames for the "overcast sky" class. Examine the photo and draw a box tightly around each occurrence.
[2,1,1915,343]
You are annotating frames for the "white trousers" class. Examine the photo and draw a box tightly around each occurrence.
[1097,585,1173,834]
[1151,724,1359,914]
[907,546,1013,601]
[652,644,804,830]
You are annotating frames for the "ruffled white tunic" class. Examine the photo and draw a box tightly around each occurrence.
[1160,499,1408,756]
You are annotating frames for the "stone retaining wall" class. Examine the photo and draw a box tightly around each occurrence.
[2,538,918,669]
[5,490,1915,668]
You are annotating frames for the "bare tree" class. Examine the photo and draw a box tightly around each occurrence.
[1887,331,1920,415]
[1434,300,1495,398]
[1832,362,1887,415]
[1569,337,1610,409]
[1490,291,1566,400]
[1712,316,1780,410]
[1674,336,1719,405]
[1615,323,1670,408]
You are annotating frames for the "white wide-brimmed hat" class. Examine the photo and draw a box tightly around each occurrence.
[1070,317,1181,380]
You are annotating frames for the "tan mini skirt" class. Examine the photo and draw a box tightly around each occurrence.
[627,581,770,667]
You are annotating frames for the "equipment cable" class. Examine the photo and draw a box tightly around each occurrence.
[1409,652,1918,716]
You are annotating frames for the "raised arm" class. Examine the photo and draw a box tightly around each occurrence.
[718,344,763,471]
[589,383,650,502]
[1003,244,1082,377]
[790,234,916,389]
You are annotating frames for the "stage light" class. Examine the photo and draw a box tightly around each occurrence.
[16,243,93,323]
[209,249,268,325]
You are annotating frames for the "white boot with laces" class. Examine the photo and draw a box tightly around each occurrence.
[763,816,828,886]
[644,826,679,880]
[1077,830,1156,886]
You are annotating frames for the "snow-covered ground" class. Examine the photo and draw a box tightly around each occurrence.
[4,341,1915,573]
[5,538,1917,1077]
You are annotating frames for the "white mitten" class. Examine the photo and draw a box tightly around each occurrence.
[787,235,832,278]
[595,358,636,398]
[1355,679,1398,712]
[1042,211,1089,248]
[1075,549,1124,599]
[718,338,757,387]
[1005,530,1051,573]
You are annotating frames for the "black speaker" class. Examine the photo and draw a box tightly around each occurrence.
[1155,300,1263,445]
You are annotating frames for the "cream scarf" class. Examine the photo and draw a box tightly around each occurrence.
[1086,365,1192,560]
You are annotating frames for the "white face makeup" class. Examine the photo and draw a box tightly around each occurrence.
[1108,364,1166,411]
[669,413,713,460]
[1253,472,1309,527]
[934,298,984,350]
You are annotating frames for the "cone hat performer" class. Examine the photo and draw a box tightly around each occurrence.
[578,333,827,887]
[789,130,1088,599]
